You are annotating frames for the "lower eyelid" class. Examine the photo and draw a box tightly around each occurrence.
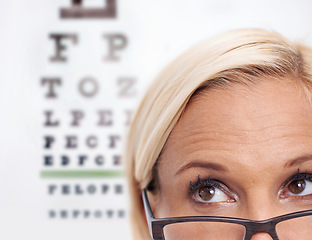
[280,194,312,203]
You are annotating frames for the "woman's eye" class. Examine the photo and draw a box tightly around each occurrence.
[286,179,312,196]
[195,185,230,203]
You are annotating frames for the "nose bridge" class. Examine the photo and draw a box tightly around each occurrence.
[235,154,282,221]
[242,184,281,221]
[246,201,279,221]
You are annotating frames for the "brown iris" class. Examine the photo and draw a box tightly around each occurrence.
[199,186,215,201]
[288,179,306,194]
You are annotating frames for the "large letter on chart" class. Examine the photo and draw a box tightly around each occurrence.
[60,0,116,19]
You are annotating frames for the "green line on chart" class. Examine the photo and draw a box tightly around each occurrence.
[40,170,124,179]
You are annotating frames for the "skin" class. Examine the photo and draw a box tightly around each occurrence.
[148,78,312,239]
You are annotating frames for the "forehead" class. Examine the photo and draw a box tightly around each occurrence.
[159,79,312,173]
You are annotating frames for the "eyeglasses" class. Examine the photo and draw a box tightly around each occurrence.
[142,190,312,240]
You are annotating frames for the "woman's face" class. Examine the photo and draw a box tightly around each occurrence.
[148,78,312,239]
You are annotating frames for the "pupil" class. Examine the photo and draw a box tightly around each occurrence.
[199,186,215,201]
[289,179,306,194]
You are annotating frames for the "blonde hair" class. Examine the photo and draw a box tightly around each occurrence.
[125,28,312,240]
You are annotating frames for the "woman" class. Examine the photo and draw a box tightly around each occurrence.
[125,28,312,240]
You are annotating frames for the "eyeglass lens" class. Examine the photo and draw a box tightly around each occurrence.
[163,214,312,240]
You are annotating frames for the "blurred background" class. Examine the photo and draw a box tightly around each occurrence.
[1,0,312,239]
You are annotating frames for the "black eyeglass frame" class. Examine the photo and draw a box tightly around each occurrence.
[142,189,312,240]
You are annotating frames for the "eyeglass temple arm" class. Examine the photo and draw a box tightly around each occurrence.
[142,190,155,237]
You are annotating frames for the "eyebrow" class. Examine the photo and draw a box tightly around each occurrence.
[175,154,312,176]
[284,154,312,168]
[175,161,229,176]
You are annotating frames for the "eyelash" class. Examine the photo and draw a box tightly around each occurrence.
[283,171,312,187]
[189,175,231,199]
[190,176,223,193]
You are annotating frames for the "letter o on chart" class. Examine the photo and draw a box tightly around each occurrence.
[79,77,99,97]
